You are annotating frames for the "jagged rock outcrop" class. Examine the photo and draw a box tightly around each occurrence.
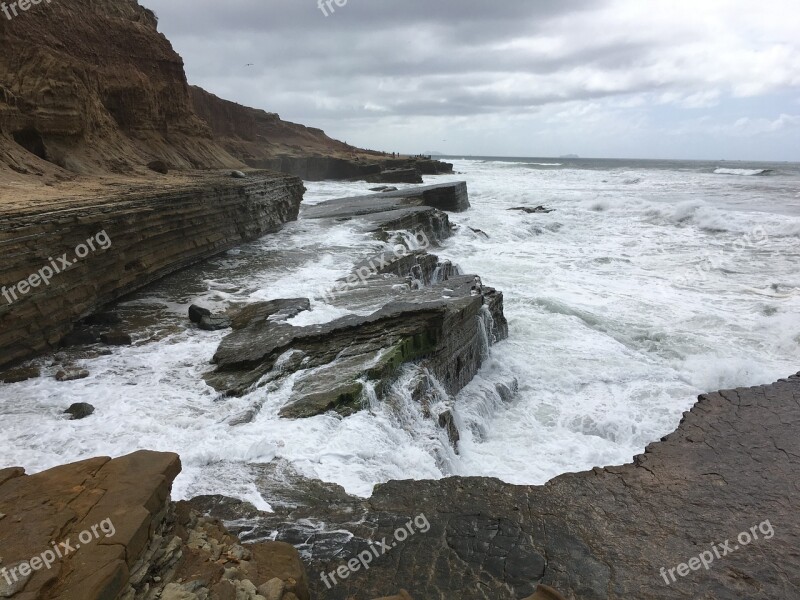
[365,167,424,184]
[205,181,502,419]
[0,450,311,600]
[303,182,471,219]
[207,274,507,413]
[0,172,303,368]
[195,374,800,599]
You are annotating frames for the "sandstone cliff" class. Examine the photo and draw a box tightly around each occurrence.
[0,0,382,183]
[0,172,304,368]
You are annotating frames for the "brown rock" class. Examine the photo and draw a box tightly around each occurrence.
[257,577,285,600]
[247,542,310,600]
[56,367,90,381]
[0,365,40,383]
[0,451,181,600]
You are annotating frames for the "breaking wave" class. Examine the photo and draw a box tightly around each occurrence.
[714,168,772,176]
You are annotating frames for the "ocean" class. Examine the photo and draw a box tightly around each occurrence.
[2,157,799,507]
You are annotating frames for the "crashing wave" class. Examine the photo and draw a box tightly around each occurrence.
[714,168,772,176]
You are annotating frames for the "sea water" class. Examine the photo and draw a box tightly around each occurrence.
[1,157,799,504]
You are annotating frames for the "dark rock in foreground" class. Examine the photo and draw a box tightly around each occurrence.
[200,374,800,599]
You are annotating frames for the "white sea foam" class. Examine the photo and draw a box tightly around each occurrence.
[714,167,771,176]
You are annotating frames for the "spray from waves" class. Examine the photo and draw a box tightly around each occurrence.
[714,167,773,176]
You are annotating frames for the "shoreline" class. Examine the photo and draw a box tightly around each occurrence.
[2,370,797,598]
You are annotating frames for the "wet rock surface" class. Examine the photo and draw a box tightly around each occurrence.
[64,402,95,419]
[365,167,423,184]
[0,451,311,600]
[206,275,507,410]
[205,183,506,422]
[302,182,471,218]
[194,374,800,599]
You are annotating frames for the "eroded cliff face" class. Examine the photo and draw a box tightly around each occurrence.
[0,172,304,368]
[0,0,373,181]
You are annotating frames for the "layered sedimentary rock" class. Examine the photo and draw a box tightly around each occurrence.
[207,274,507,413]
[198,374,800,599]
[303,182,471,219]
[0,451,311,600]
[205,182,505,422]
[0,0,452,184]
[0,172,303,367]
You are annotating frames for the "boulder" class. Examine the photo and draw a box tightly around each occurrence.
[206,274,508,414]
[100,331,133,346]
[64,402,95,419]
[188,304,212,323]
[56,368,91,382]
[0,366,40,383]
[231,170,247,179]
[257,578,285,600]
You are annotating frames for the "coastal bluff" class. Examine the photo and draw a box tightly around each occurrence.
[0,172,304,368]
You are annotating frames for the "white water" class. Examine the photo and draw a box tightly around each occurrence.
[2,158,799,503]
[713,167,771,176]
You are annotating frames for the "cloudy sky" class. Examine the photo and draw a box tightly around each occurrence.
[143,0,799,161]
